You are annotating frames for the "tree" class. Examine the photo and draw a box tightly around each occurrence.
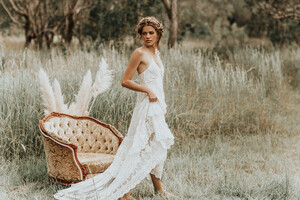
[161,0,178,48]
[81,0,164,44]
[0,0,94,48]
[245,0,300,45]
[60,0,93,45]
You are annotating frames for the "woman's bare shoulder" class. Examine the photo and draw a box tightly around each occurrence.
[131,47,147,57]
[128,47,148,66]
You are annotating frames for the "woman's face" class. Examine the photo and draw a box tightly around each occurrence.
[141,26,158,47]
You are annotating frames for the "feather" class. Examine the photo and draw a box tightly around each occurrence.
[53,79,68,113]
[71,70,93,116]
[68,102,76,115]
[91,58,113,98]
[44,110,50,116]
[39,68,56,115]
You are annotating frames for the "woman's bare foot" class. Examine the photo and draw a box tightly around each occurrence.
[119,191,136,200]
[150,174,177,199]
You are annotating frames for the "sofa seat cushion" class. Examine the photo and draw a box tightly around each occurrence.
[86,173,100,179]
[77,153,114,174]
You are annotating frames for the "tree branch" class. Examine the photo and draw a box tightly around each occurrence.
[43,0,49,30]
[161,0,171,11]
[74,4,94,16]
[161,0,172,19]
[8,0,27,16]
[0,0,25,27]
[47,11,74,34]
[73,0,94,17]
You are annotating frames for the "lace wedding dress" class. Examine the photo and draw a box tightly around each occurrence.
[54,57,174,200]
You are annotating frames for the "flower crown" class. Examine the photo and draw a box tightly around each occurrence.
[138,17,163,29]
[139,17,160,25]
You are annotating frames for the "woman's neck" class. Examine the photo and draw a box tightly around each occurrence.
[144,45,156,54]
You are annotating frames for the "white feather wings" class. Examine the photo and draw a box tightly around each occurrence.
[39,58,113,116]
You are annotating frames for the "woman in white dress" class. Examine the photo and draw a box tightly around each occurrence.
[54,16,174,200]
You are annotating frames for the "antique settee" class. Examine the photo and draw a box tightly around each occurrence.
[39,112,123,185]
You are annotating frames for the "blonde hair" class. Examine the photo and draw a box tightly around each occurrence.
[136,16,164,49]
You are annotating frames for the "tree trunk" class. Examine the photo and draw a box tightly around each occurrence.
[161,0,178,48]
[62,14,75,45]
[24,23,31,48]
[168,0,178,48]
[37,33,44,50]
[24,17,34,48]
[45,32,54,49]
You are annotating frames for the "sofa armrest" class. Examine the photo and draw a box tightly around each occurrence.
[39,124,87,185]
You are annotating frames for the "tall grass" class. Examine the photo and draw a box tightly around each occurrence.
[0,43,300,199]
[0,44,298,158]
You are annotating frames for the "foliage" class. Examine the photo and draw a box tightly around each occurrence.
[244,0,300,45]
[82,0,164,42]
[1,0,299,47]
[0,2,10,32]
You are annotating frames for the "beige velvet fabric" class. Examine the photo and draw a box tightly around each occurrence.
[86,173,100,179]
[77,153,114,174]
[40,113,123,185]
[41,133,84,183]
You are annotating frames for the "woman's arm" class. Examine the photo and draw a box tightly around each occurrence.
[121,49,157,102]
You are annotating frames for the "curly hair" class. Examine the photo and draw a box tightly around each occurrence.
[136,16,164,49]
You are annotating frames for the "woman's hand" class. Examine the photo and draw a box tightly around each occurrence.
[147,90,158,102]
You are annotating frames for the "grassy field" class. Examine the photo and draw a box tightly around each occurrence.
[0,43,299,199]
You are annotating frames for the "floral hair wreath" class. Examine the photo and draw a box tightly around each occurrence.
[139,17,159,24]
[138,17,164,32]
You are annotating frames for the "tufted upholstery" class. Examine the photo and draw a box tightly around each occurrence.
[39,112,123,185]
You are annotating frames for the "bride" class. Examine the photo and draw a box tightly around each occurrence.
[54,16,175,200]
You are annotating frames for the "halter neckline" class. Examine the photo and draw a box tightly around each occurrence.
[144,47,163,69]
[138,58,164,76]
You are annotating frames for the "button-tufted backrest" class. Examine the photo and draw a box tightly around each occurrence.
[42,114,122,155]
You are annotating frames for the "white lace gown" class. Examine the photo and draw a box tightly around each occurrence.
[54,58,174,200]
